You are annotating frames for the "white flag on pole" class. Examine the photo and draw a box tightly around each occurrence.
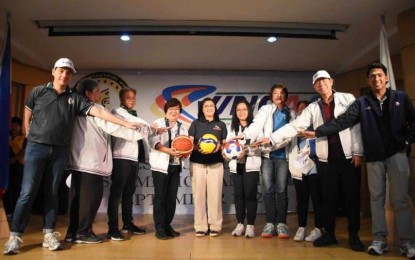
[380,15,396,90]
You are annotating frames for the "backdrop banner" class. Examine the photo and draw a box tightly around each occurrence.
[74,70,316,214]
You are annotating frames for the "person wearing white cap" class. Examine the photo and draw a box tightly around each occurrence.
[4,58,140,255]
[305,63,415,259]
[258,70,365,252]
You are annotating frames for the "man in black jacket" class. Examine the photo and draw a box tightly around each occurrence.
[303,63,415,258]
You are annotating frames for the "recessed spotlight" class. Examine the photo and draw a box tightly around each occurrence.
[120,35,130,41]
[267,36,277,43]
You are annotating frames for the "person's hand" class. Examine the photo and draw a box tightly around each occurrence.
[213,143,221,153]
[299,130,316,138]
[170,148,183,158]
[231,134,244,140]
[237,147,246,159]
[151,124,171,135]
[124,121,138,129]
[221,150,230,161]
[351,155,363,167]
[257,138,271,146]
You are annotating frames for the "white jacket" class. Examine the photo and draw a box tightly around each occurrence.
[242,103,296,159]
[67,104,142,176]
[111,106,148,162]
[270,92,364,162]
[148,118,189,174]
[226,124,262,173]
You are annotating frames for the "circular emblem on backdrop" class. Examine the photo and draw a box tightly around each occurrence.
[76,72,130,110]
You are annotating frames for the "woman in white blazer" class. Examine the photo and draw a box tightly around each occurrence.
[226,100,261,238]
[148,98,189,240]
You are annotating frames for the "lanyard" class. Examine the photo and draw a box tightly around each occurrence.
[165,118,181,148]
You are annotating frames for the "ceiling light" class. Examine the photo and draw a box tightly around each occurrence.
[267,36,277,43]
[120,35,130,41]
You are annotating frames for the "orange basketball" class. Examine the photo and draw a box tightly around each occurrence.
[171,135,193,157]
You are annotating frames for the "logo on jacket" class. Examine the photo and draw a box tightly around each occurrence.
[395,102,400,106]
[67,97,74,105]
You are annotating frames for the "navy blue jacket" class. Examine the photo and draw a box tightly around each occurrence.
[315,89,415,162]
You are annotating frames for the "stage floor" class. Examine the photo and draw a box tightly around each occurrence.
[0,213,405,259]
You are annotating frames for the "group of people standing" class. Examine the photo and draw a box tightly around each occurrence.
[3,58,415,259]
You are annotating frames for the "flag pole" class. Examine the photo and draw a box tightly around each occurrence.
[379,14,396,90]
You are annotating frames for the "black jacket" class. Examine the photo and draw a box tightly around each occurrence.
[315,89,415,162]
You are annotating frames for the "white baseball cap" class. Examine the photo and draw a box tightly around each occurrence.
[312,70,331,84]
[54,58,76,73]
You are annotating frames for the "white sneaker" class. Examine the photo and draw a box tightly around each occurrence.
[43,232,63,251]
[293,227,305,241]
[305,228,322,242]
[367,240,388,255]
[3,236,23,255]
[400,241,415,259]
[232,223,244,237]
[245,225,255,238]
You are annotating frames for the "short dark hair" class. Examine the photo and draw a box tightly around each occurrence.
[198,97,219,121]
[269,84,289,102]
[119,88,136,100]
[366,63,388,77]
[297,100,310,109]
[164,98,182,113]
[76,78,98,96]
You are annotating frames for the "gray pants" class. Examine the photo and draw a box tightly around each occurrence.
[366,152,415,244]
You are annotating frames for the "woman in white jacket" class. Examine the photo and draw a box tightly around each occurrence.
[226,100,261,238]
[66,79,144,244]
[148,98,189,240]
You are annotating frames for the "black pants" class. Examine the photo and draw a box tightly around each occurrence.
[232,164,259,225]
[293,174,322,228]
[107,159,138,230]
[67,170,103,235]
[2,162,23,215]
[152,165,181,231]
[316,159,361,237]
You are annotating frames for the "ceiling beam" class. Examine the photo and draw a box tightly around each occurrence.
[37,20,348,40]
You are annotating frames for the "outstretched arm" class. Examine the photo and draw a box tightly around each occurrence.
[315,100,361,137]
[88,106,137,129]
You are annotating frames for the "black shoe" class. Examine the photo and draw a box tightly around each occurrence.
[64,232,75,243]
[349,236,364,251]
[166,226,180,237]
[121,223,146,235]
[74,232,103,244]
[107,229,126,241]
[155,230,169,240]
[313,234,338,247]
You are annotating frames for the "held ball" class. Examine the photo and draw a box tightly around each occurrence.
[222,140,243,159]
[198,134,218,154]
[171,135,193,157]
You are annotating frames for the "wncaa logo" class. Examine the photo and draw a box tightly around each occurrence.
[153,85,311,124]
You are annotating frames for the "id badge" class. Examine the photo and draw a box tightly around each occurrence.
[172,156,180,165]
